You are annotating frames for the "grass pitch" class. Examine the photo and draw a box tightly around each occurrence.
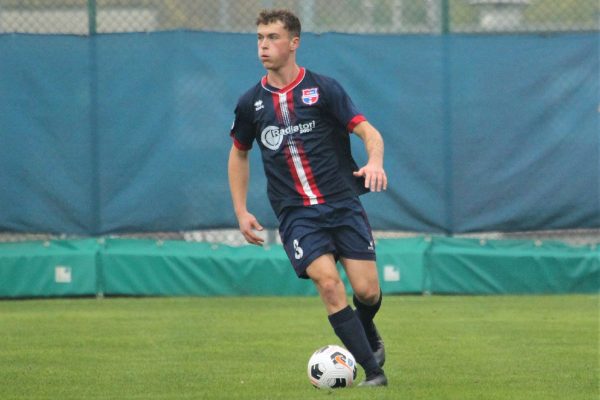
[0,295,597,399]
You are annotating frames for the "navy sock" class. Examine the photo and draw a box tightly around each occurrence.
[328,306,382,379]
[353,291,382,350]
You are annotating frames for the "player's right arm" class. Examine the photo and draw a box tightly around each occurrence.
[228,144,265,246]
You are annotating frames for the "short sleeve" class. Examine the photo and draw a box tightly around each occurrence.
[323,78,366,132]
[230,100,255,151]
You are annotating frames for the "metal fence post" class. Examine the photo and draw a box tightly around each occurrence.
[441,0,450,34]
[87,0,99,234]
[88,0,97,36]
[441,0,454,233]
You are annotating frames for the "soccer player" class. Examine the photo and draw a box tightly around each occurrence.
[228,9,388,387]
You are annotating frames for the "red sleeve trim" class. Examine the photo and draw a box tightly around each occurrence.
[230,132,252,151]
[347,115,366,132]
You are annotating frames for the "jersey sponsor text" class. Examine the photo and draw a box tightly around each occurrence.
[260,120,316,150]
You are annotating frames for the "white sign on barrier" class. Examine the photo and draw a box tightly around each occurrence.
[383,265,400,282]
[54,266,72,284]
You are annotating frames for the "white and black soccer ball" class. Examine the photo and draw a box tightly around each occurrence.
[307,345,357,389]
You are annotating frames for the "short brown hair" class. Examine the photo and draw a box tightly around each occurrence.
[256,9,301,38]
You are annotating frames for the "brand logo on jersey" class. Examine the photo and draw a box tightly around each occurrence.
[260,120,316,150]
[254,99,264,111]
[301,88,319,105]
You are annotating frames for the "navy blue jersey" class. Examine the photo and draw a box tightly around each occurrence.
[230,67,368,215]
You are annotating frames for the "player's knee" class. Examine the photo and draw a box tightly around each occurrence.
[318,276,343,296]
[315,276,345,306]
[354,283,380,305]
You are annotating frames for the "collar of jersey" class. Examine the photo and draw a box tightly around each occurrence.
[261,67,306,94]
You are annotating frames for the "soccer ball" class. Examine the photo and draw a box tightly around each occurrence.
[307,345,357,389]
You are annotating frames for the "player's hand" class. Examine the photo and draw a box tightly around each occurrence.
[237,211,265,246]
[353,163,387,192]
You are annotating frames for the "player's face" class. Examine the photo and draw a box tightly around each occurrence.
[257,21,299,71]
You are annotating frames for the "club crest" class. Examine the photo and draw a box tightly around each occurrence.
[302,87,319,105]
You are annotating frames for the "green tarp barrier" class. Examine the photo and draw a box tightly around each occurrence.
[100,239,317,296]
[0,239,98,297]
[376,237,430,294]
[427,237,600,294]
[0,237,597,298]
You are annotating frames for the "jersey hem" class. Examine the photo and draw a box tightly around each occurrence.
[273,191,360,217]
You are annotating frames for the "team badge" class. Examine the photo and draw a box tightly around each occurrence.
[302,87,319,105]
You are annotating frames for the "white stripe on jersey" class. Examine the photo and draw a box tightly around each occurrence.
[279,94,292,126]
[279,93,319,205]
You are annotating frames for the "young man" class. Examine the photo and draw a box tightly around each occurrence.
[228,9,388,387]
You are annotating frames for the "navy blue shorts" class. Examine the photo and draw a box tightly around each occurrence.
[277,197,376,279]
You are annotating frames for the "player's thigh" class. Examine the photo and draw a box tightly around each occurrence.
[341,258,380,304]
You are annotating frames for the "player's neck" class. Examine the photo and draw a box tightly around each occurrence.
[266,64,301,90]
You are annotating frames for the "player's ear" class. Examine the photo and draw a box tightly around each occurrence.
[290,36,300,51]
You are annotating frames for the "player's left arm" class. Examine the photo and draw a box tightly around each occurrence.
[352,121,387,192]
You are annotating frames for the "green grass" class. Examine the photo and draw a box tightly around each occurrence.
[0,295,598,399]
